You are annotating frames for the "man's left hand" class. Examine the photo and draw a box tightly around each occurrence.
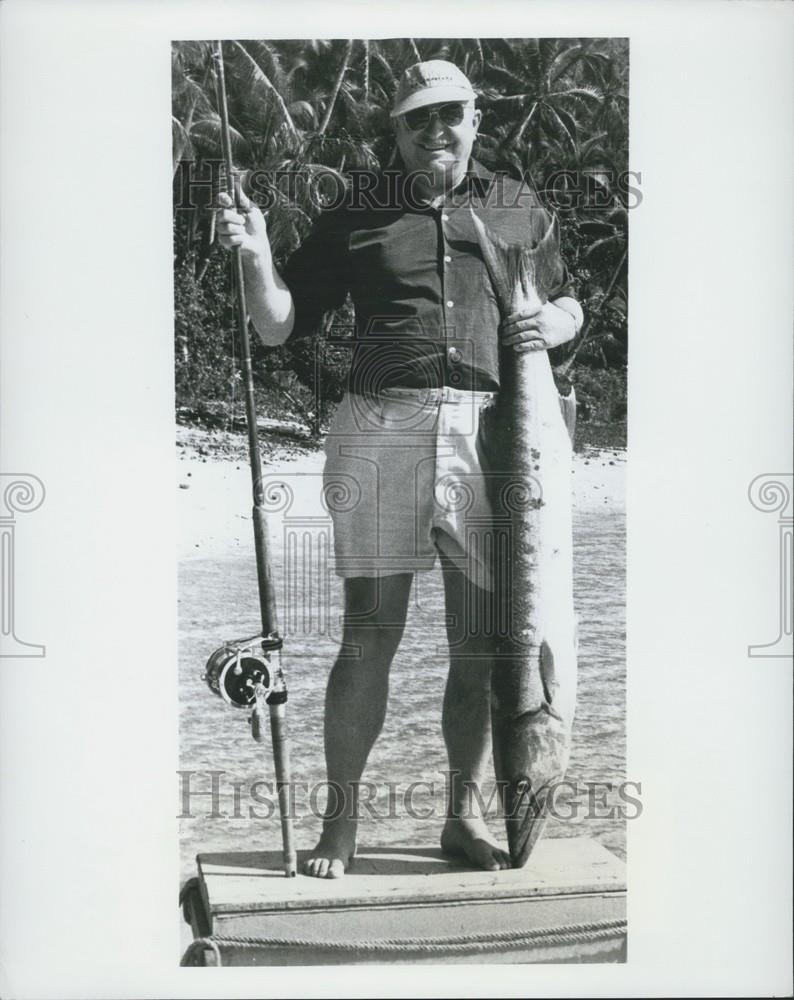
[501,301,577,353]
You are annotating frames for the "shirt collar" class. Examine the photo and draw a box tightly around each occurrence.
[390,157,496,210]
[462,159,495,197]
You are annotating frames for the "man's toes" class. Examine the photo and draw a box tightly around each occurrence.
[327,858,345,879]
[316,858,330,878]
[469,841,499,871]
[492,847,512,870]
[473,840,513,872]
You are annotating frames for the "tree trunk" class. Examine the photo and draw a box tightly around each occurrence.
[319,40,353,135]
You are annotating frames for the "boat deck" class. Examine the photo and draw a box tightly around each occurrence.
[181,836,626,965]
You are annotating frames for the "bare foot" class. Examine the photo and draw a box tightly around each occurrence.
[303,819,357,879]
[440,816,512,871]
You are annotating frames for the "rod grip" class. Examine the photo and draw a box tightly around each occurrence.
[269,701,297,877]
[252,504,279,637]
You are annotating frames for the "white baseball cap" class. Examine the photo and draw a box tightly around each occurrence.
[391,60,476,118]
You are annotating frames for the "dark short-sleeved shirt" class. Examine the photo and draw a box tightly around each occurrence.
[282,159,573,392]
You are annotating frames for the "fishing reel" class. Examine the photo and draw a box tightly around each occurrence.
[203,633,286,709]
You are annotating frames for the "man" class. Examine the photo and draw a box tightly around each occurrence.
[216,60,583,877]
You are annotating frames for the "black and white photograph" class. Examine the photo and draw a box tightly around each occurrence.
[173,36,631,966]
[0,0,791,996]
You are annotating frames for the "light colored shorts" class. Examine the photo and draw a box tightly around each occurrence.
[322,387,496,590]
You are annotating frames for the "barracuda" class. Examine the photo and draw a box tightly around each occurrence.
[472,210,578,867]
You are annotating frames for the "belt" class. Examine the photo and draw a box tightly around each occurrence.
[376,386,494,405]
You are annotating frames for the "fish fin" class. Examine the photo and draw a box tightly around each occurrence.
[530,215,563,298]
[470,210,512,309]
[471,207,562,312]
[540,638,557,706]
[470,210,540,314]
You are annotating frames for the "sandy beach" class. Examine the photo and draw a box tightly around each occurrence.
[176,423,625,561]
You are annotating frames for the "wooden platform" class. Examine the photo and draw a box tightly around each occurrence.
[181,837,626,965]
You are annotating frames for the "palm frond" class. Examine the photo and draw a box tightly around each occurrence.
[242,40,286,92]
[226,40,299,146]
[547,44,583,85]
[547,85,604,104]
[486,61,534,90]
[544,105,578,150]
[172,116,193,172]
[583,235,622,260]
[190,115,249,159]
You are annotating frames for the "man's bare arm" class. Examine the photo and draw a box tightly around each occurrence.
[240,249,295,346]
[550,296,584,335]
[216,190,295,345]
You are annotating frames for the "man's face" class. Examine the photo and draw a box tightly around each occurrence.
[394,101,481,186]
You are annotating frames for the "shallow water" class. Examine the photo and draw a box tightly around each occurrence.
[178,502,626,883]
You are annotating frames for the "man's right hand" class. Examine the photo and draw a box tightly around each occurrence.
[215,189,272,264]
[213,187,295,345]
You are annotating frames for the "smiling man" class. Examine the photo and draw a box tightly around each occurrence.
[393,61,483,200]
[215,59,584,878]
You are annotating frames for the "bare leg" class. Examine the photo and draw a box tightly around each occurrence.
[303,573,413,878]
[438,554,511,870]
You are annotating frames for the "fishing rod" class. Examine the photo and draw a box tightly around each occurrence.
[202,39,297,878]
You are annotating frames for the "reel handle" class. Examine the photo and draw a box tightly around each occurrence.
[269,700,297,877]
[250,685,268,743]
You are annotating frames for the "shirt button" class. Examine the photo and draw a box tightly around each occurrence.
[446,299,454,308]
[444,255,452,263]
[448,347,462,363]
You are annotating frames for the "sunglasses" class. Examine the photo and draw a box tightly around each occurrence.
[402,102,468,131]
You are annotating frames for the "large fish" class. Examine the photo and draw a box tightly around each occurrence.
[471,210,578,867]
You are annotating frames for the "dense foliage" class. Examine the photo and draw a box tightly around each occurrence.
[172,38,629,445]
